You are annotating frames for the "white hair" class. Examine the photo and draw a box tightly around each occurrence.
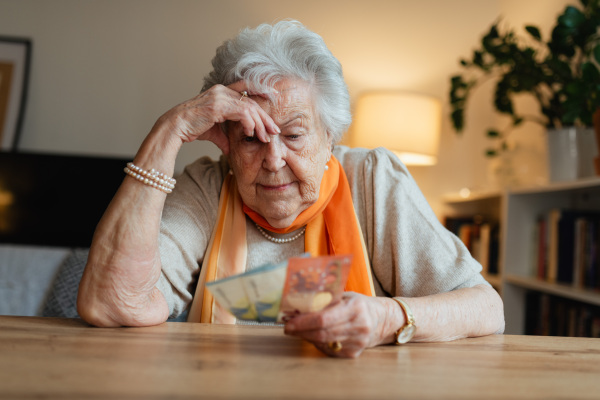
[202,20,351,143]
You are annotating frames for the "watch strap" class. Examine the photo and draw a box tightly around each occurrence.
[391,297,416,344]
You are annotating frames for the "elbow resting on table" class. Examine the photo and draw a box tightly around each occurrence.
[77,278,169,328]
[77,290,170,328]
[77,295,122,328]
[482,284,505,335]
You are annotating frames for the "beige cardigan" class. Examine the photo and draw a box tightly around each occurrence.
[156,146,488,318]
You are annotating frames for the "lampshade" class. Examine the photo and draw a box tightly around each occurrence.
[352,92,442,165]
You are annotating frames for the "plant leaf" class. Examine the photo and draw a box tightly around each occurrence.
[562,107,580,125]
[558,6,586,29]
[525,25,542,40]
[594,44,600,65]
[582,62,600,83]
[451,109,465,132]
[487,129,500,138]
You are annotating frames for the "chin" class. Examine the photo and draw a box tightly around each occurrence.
[264,212,298,229]
[261,204,302,229]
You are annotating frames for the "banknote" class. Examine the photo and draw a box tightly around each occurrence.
[205,270,259,321]
[277,254,352,322]
[241,261,288,322]
[206,253,352,323]
[205,260,288,322]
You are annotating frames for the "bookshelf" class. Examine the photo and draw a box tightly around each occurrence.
[443,177,600,335]
[442,190,503,292]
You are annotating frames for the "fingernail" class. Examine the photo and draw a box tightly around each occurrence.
[275,125,281,134]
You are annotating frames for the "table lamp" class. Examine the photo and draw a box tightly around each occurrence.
[352,92,442,165]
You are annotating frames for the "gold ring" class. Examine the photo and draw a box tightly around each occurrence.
[239,90,248,101]
[328,341,342,352]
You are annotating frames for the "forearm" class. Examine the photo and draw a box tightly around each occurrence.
[77,130,182,327]
[387,284,505,343]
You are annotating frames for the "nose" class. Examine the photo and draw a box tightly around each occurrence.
[262,138,286,172]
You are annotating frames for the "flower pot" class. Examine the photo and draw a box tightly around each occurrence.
[546,127,599,182]
[487,144,546,189]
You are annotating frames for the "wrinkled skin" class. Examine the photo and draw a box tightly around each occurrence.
[227,78,332,229]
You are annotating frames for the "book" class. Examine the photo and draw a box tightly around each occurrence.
[524,291,600,337]
[535,217,547,280]
[444,215,499,275]
[573,218,588,288]
[546,209,562,284]
[553,210,600,285]
[477,223,491,274]
[488,224,500,275]
[588,220,600,290]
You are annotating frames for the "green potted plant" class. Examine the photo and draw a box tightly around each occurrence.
[450,0,600,182]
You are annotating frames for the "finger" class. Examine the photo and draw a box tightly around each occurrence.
[285,320,359,344]
[236,99,278,140]
[285,301,351,332]
[255,104,281,137]
[238,108,257,138]
[227,80,279,100]
[226,80,249,94]
[248,106,270,143]
[239,96,280,138]
[313,340,364,359]
[226,81,280,136]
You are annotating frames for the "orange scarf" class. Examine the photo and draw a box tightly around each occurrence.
[187,156,374,323]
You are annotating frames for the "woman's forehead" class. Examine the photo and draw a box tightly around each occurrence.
[253,79,316,121]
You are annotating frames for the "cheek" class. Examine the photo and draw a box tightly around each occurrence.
[296,140,329,200]
[299,133,329,165]
[230,151,259,185]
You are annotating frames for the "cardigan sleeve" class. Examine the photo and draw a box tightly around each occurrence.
[155,156,227,317]
[335,146,489,298]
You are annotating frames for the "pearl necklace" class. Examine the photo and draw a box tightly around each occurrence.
[255,224,306,244]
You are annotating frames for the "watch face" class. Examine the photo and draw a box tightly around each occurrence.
[397,324,416,343]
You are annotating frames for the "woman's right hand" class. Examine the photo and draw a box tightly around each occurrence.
[151,81,281,155]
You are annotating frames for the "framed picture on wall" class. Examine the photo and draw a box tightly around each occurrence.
[0,36,32,151]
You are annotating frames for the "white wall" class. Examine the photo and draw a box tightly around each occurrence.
[0,0,571,216]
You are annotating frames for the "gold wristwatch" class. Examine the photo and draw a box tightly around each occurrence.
[391,297,416,344]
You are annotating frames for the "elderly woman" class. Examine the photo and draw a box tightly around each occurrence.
[78,20,504,358]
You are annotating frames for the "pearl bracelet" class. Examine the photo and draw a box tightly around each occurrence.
[124,162,176,194]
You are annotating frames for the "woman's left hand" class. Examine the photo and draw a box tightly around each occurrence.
[283,292,401,358]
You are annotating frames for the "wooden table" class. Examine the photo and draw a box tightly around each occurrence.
[1,316,600,399]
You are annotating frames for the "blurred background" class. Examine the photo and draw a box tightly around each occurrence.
[0,0,571,216]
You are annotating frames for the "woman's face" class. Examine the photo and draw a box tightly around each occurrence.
[228,78,332,229]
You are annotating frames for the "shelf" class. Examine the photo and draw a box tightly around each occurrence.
[508,176,600,195]
[442,189,502,204]
[505,274,600,306]
[443,177,600,335]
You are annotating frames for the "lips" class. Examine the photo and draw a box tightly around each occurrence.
[259,183,292,191]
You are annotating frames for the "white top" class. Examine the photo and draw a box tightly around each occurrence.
[156,146,488,318]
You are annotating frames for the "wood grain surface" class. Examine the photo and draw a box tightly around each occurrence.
[1,316,599,399]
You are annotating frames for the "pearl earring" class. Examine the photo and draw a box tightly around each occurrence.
[325,165,329,171]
